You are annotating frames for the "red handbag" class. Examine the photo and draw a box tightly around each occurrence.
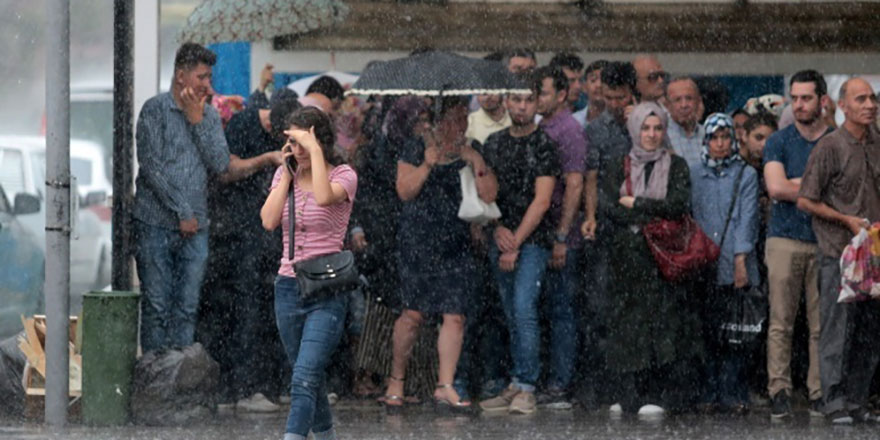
[624,156,720,282]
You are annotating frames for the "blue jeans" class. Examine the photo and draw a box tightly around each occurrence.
[135,220,208,353]
[275,276,348,438]
[542,248,580,390]
[489,243,550,392]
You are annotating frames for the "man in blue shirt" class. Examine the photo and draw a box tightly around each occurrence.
[134,43,279,353]
[762,70,833,419]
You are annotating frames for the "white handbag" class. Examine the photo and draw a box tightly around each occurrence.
[457,165,501,224]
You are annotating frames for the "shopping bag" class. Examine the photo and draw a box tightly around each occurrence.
[457,165,501,224]
[838,224,880,303]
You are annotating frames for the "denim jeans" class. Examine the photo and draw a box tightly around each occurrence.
[135,220,209,353]
[275,276,348,438]
[542,248,580,390]
[489,243,550,392]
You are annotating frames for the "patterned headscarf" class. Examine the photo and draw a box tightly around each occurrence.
[701,112,743,171]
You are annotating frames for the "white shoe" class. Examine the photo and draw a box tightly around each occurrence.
[609,403,623,414]
[327,392,339,406]
[236,393,282,413]
[637,404,665,419]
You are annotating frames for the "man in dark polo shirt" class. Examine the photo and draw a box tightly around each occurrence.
[797,77,880,425]
[200,90,300,412]
[762,70,833,419]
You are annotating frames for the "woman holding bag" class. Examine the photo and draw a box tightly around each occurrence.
[690,113,760,414]
[261,107,358,440]
[383,96,497,411]
[600,102,704,417]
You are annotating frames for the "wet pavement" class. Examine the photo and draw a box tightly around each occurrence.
[2,400,879,440]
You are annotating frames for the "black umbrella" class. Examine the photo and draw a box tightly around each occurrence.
[348,51,529,96]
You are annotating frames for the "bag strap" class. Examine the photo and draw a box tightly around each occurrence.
[287,162,297,265]
[624,155,633,196]
[718,164,747,250]
[288,187,296,265]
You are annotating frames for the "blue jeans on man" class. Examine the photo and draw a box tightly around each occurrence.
[135,220,209,353]
[541,248,580,391]
[275,275,348,440]
[489,243,550,392]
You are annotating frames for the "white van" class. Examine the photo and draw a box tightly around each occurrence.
[0,136,112,294]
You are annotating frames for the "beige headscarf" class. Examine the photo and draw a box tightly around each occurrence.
[621,102,673,200]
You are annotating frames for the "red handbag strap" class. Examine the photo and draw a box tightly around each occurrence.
[624,155,633,196]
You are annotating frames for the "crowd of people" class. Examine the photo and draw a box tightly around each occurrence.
[133,42,880,439]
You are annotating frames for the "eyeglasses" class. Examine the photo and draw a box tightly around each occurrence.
[645,71,668,83]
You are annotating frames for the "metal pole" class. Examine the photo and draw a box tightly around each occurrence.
[45,0,71,428]
[113,0,134,291]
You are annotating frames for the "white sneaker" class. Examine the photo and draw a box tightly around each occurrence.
[609,403,623,414]
[327,392,339,406]
[236,393,282,413]
[637,404,665,419]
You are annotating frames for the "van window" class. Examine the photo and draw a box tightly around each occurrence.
[31,151,45,199]
[71,158,92,186]
[0,148,26,197]
[0,184,10,213]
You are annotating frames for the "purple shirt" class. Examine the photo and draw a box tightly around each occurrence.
[540,108,588,249]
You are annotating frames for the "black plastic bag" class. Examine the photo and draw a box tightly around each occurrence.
[131,343,219,425]
[718,284,768,349]
[0,332,26,416]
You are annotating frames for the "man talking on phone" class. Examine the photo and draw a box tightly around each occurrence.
[133,43,276,353]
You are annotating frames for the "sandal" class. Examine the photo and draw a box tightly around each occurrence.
[434,383,472,414]
[379,376,406,413]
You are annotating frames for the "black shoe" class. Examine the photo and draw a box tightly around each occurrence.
[770,392,792,419]
[851,407,880,423]
[828,409,854,425]
[809,399,824,418]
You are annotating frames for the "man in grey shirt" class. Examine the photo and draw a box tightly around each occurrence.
[134,43,280,352]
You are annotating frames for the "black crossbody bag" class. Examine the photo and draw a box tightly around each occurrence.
[288,181,360,303]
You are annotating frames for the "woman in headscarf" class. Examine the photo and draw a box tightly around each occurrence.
[690,113,760,414]
[599,102,704,417]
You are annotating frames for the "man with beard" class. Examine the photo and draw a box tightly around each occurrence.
[466,93,512,144]
[200,89,300,412]
[530,65,587,410]
[573,60,609,129]
[578,61,637,409]
[134,43,283,353]
[479,84,561,415]
[798,77,880,424]
[763,70,833,419]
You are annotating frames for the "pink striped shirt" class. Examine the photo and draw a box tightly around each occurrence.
[270,165,358,277]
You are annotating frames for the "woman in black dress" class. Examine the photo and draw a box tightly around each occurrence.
[382,96,497,410]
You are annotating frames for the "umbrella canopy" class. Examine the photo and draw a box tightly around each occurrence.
[179,0,348,45]
[348,51,529,96]
[287,71,360,97]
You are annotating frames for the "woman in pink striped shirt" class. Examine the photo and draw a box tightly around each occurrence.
[261,107,357,440]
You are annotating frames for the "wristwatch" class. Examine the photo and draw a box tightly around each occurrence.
[554,232,567,244]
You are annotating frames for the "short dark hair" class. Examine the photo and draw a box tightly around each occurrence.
[549,52,585,72]
[306,76,345,101]
[585,59,609,74]
[731,108,749,120]
[789,69,827,97]
[601,61,637,95]
[174,42,216,72]
[506,48,536,64]
[432,96,470,123]
[269,89,302,141]
[483,51,505,62]
[744,111,778,133]
[532,66,569,98]
[285,106,343,166]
